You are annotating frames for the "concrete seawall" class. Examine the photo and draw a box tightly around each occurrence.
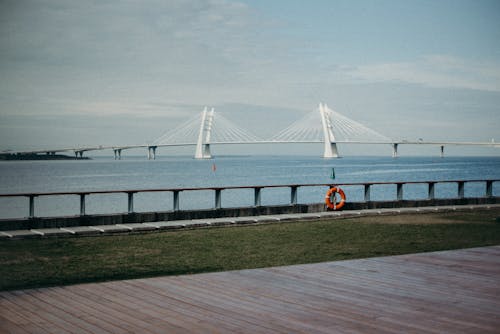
[1,197,498,231]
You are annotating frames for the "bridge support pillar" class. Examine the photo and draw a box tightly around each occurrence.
[319,103,340,158]
[323,142,339,159]
[392,143,398,158]
[201,144,211,159]
[195,107,214,159]
[195,143,212,159]
[440,145,444,158]
[114,149,122,160]
[148,146,157,160]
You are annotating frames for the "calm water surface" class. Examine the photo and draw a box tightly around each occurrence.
[1,155,499,218]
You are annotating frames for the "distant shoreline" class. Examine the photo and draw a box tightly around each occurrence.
[0,153,90,160]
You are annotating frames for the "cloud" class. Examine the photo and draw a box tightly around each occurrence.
[0,0,307,147]
[340,55,500,92]
[0,0,254,65]
[1,1,499,152]
[0,0,296,117]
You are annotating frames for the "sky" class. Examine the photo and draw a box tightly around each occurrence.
[1,0,499,156]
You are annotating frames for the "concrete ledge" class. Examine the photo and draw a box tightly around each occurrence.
[1,203,499,239]
[0,197,498,232]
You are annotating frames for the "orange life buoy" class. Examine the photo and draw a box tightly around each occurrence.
[325,187,346,210]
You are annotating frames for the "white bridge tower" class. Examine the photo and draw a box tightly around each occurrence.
[194,107,215,159]
[319,103,339,158]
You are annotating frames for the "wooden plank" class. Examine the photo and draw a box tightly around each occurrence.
[169,267,445,333]
[39,287,133,334]
[1,291,83,334]
[136,277,337,334]
[292,260,500,330]
[72,283,193,334]
[0,314,31,334]
[171,274,415,334]
[0,293,62,334]
[1,246,500,333]
[53,286,169,334]
[110,280,274,334]
[90,280,246,334]
[9,290,98,334]
[223,269,455,333]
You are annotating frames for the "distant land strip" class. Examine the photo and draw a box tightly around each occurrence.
[0,153,90,160]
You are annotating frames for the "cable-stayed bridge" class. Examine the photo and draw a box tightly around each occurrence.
[114,103,399,159]
[9,103,499,159]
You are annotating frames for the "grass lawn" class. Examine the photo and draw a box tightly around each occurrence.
[1,208,500,291]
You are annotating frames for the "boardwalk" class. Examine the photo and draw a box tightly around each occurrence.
[1,246,500,333]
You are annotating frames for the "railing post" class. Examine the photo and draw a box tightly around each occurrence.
[173,190,180,211]
[486,180,493,198]
[80,194,86,216]
[254,187,261,207]
[127,192,135,213]
[428,182,435,200]
[458,181,465,199]
[290,186,298,205]
[397,183,404,201]
[28,195,36,218]
[364,184,371,202]
[215,189,222,209]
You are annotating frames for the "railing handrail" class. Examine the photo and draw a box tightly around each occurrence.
[1,179,497,219]
[0,179,498,198]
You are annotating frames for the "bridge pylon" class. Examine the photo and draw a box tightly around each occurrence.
[194,107,215,159]
[319,103,339,158]
[392,143,398,158]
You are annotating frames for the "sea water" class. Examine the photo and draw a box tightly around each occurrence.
[0,155,499,219]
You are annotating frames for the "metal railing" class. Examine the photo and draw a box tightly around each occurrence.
[0,179,497,219]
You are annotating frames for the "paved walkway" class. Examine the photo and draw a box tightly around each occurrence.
[1,204,498,239]
[1,246,500,333]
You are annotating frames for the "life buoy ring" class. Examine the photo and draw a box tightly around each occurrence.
[325,187,346,210]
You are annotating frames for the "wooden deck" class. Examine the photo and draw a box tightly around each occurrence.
[1,246,500,333]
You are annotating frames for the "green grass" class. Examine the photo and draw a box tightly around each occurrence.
[1,208,500,291]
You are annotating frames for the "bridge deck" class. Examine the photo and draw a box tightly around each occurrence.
[1,246,500,333]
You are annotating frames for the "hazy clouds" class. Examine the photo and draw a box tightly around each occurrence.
[1,0,499,154]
